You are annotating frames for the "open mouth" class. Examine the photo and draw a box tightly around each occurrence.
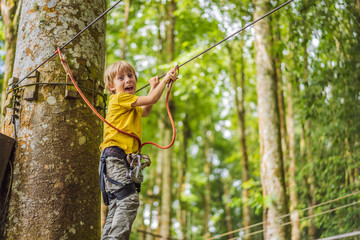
[125,86,134,92]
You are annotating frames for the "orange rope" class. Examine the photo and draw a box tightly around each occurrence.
[57,48,176,154]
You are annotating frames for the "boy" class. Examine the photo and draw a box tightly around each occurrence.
[99,61,177,240]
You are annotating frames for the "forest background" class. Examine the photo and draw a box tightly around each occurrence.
[0,0,359,239]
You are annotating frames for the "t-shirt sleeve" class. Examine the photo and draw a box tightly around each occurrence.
[136,106,144,116]
[117,93,139,109]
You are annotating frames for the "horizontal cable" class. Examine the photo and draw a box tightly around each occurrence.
[208,190,360,240]
[10,82,106,98]
[135,0,294,93]
[316,231,360,240]
[226,200,360,240]
[137,229,179,240]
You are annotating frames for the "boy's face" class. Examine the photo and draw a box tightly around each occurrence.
[110,71,137,94]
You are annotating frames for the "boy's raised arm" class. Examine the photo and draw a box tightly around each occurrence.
[132,68,177,113]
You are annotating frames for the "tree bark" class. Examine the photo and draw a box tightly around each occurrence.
[0,0,21,122]
[253,0,289,239]
[1,0,106,239]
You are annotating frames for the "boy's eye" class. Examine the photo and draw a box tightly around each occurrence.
[118,75,124,80]
[128,74,133,78]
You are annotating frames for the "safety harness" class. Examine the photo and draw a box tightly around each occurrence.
[99,146,151,205]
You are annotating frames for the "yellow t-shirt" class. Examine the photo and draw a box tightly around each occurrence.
[100,92,144,154]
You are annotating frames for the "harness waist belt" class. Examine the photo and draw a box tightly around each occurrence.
[108,183,136,201]
[103,146,126,159]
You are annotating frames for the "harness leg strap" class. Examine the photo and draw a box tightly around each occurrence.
[100,153,110,205]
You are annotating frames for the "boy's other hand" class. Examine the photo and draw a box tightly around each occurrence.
[164,67,178,84]
[149,75,160,89]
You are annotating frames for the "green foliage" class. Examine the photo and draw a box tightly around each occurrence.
[105,0,360,238]
[0,0,356,238]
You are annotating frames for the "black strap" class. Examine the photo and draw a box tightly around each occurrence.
[104,174,124,187]
[108,182,136,201]
[100,151,110,205]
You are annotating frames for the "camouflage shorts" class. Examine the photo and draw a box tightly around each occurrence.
[100,156,139,240]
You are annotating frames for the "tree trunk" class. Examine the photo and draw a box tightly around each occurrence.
[305,120,317,239]
[204,137,211,239]
[227,41,251,239]
[223,182,233,239]
[177,112,190,240]
[287,79,300,240]
[145,152,157,240]
[301,8,317,234]
[101,196,108,231]
[253,0,289,239]
[1,0,106,239]
[0,0,21,122]
[158,128,173,240]
[121,0,130,59]
[273,22,288,168]
[159,1,176,239]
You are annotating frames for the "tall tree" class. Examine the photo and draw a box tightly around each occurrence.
[0,0,21,120]
[223,181,233,239]
[1,0,106,238]
[176,111,190,240]
[253,0,289,239]
[227,41,251,239]
[273,21,288,167]
[286,73,300,240]
[204,134,211,239]
[159,0,176,239]
[300,1,317,237]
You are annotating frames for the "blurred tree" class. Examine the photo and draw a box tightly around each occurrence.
[253,0,289,239]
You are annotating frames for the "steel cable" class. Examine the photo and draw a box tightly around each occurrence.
[208,190,360,240]
[135,0,295,93]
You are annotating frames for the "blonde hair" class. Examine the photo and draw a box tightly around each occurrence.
[104,61,138,94]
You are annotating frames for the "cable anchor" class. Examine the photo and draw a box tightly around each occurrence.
[10,85,20,125]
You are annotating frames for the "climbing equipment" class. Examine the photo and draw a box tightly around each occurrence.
[3,0,295,208]
[126,153,151,184]
[99,147,140,206]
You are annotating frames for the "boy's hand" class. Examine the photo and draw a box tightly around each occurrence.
[149,75,160,89]
[164,67,178,84]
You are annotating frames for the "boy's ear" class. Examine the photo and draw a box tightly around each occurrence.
[109,87,116,94]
